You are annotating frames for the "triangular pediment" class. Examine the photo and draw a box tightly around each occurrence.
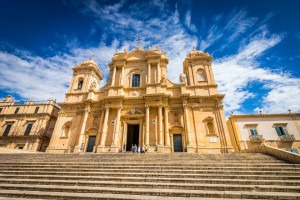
[126,49,146,60]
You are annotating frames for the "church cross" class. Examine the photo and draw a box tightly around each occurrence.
[136,37,142,47]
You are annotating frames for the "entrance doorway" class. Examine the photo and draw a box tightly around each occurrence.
[173,134,183,152]
[126,124,139,151]
[86,136,96,152]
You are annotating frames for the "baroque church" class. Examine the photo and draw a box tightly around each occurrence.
[46,46,234,154]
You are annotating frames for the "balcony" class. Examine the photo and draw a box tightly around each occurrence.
[250,135,263,142]
[280,134,295,142]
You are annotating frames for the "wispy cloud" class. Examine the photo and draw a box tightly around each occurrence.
[185,10,197,32]
[214,32,300,114]
[80,0,197,82]
[0,42,118,101]
[1,1,299,116]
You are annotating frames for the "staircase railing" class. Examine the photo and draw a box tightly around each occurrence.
[242,144,300,164]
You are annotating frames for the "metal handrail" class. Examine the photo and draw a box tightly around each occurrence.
[250,134,263,141]
[280,134,295,141]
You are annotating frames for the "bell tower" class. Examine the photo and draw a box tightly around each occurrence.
[183,48,216,86]
[66,57,103,102]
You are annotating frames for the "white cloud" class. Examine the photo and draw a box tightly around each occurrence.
[224,10,257,42]
[1,1,299,117]
[0,42,118,101]
[81,1,197,83]
[185,10,197,32]
[214,33,300,114]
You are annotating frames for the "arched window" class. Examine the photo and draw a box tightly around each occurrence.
[61,125,70,137]
[197,69,206,81]
[207,122,215,134]
[63,126,70,137]
[77,79,83,89]
[61,122,71,137]
[132,74,140,87]
[203,117,216,135]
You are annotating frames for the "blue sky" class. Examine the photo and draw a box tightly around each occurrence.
[0,0,299,116]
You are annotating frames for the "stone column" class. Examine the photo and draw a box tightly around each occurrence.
[99,107,110,148]
[157,105,164,153]
[164,106,170,146]
[94,109,105,151]
[76,105,90,149]
[122,122,128,152]
[120,65,125,85]
[157,61,161,83]
[147,62,151,84]
[158,105,163,145]
[183,104,193,152]
[145,105,150,145]
[111,65,116,86]
[111,106,122,152]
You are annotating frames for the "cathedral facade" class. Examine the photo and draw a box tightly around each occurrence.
[46,47,234,153]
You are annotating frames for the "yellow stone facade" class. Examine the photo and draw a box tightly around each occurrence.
[46,47,234,153]
[0,95,59,152]
[227,113,300,153]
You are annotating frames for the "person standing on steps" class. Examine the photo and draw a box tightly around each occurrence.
[141,145,145,154]
[80,143,84,153]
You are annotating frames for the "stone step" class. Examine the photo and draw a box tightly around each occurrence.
[1,171,299,180]
[0,162,295,167]
[1,164,299,171]
[0,184,299,199]
[1,174,299,186]
[0,190,263,200]
[2,167,300,176]
[3,158,286,164]
[0,197,47,200]
[1,178,299,193]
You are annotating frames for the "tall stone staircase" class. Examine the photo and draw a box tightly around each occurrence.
[0,153,299,199]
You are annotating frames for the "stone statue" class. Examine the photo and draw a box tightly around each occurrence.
[161,75,167,84]
[90,81,97,90]
[180,74,185,83]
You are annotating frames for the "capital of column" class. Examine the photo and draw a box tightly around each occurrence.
[163,105,169,110]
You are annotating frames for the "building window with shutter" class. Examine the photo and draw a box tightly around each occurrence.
[245,124,262,141]
[24,124,33,136]
[274,124,294,141]
[0,108,3,113]
[275,126,288,136]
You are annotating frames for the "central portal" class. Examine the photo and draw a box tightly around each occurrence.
[126,124,139,151]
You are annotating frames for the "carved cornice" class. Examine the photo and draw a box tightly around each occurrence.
[0,113,52,119]
[230,113,300,119]
[186,84,218,89]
